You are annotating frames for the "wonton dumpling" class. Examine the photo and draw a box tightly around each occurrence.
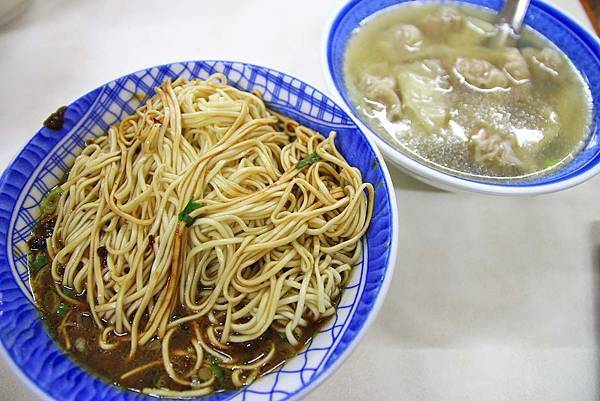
[378,24,424,62]
[538,48,563,71]
[448,16,496,46]
[522,47,563,79]
[454,58,509,90]
[359,72,403,121]
[501,48,530,82]
[422,6,464,39]
[391,23,424,53]
[395,59,451,133]
[468,126,525,168]
[457,90,559,168]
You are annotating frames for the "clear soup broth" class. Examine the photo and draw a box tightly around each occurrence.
[344,2,593,182]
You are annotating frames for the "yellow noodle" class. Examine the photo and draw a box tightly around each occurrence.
[48,75,374,395]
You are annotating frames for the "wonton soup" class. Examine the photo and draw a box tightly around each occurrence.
[344,2,593,182]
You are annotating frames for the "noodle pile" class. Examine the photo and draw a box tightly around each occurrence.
[47,75,373,396]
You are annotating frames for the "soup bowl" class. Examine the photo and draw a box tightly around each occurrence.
[0,61,398,401]
[323,0,600,195]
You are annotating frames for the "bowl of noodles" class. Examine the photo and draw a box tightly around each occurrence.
[0,61,397,401]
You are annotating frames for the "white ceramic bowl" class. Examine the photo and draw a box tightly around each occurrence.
[323,0,600,195]
[0,61,398,401]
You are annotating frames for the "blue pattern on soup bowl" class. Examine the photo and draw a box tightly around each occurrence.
[323,0,600,195]
[0,61,398,401]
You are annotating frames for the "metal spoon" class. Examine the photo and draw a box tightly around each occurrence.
[490,0,531,48]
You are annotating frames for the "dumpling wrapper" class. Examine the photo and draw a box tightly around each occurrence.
[395,59,451,133]
[454,58,510,90]
[358,64,402,121]
[469,126,526,168]
[447,16,497,46]
[421,6,464,39]
[376,24,425,65]
[501,48,531,83]
[522,47,564,79]
[466,101,559,171]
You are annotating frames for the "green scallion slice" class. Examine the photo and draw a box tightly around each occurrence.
[295,152,321,169]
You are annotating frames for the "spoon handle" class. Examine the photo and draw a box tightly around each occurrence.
[499,0,531,33]
[489,0,531,48]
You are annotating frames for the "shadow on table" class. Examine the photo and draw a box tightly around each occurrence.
[0,0,72,34]
[0,0,32,33]
[386,162,446,193]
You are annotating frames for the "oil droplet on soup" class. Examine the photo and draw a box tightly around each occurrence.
[343,3,593,182]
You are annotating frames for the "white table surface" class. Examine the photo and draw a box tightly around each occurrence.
[0,1,598,400]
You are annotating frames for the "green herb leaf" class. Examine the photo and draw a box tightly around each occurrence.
[61,285,78,298]
[186,345,195,355]
[56,302,70,317]
[40,186,64,215]
[210,357,224,385]
[543,159,559,169]
[30,254,48,273]
[178,200,204,227]
[295,152,321,169]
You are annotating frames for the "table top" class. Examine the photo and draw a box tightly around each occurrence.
[0,1,598,400]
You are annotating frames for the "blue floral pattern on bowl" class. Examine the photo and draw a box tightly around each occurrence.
[325,0,600,188]
[0,61,397,401]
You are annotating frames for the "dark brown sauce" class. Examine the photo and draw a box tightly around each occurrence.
[43,106,67,130]
[29,210,332,395]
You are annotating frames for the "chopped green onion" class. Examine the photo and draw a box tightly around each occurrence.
[56,302,70,317]
[30,254,48,273]
[210,357,224,385]
[40,186,64,215]
[295,152,321,169]
[178,200,204,227]
[153,375,167,389]
[543,159,559,169]
[186,345,195,355]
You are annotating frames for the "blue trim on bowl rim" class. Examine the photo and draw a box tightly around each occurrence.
[0,60,399,401]
[324,0,600,193]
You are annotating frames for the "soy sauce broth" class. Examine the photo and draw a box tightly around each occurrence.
[30,261,326,394]
[344,2,593,182]
[28,212,332,395]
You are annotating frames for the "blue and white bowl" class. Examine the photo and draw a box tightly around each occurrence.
[323,0,600,195]
[0,61,398,401]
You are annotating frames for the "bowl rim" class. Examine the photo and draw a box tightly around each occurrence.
[321,0,600,196]
[0,59,399,401]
